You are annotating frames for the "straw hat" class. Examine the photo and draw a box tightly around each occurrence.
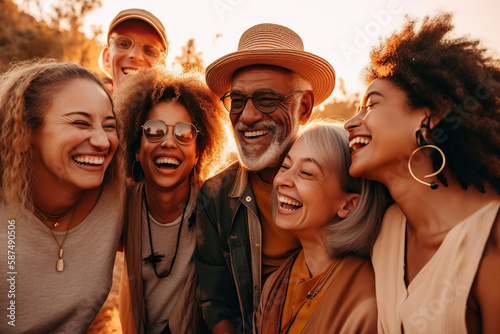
[107,8,168,50]
[205,23,335,106]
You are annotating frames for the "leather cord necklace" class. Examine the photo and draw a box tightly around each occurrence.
[142,185,191,279]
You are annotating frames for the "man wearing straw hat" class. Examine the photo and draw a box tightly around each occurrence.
[99,8,168,91]
[194,23,335,333]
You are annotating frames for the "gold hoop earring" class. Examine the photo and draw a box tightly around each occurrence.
[408,145,446,190]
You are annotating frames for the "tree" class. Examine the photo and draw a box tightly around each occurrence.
[175,38,204,72]
[0,0,103,74]
[49,0,102,31]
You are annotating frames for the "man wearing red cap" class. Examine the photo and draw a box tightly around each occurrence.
[194,23,335,334]
[100,8,168,91]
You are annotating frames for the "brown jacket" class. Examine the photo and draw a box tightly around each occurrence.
[255,251,378,334]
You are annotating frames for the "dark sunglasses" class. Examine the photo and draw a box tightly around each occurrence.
[141,120,199,145]
[220,89,306,115]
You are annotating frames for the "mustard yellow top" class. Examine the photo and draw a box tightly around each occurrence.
[280,250,335,333]
[249,172,301,278]
[256,250,378,334]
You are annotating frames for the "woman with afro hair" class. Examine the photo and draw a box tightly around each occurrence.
[345,13,500,334]
[115,66,230,334]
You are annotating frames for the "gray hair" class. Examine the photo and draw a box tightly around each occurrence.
[299,120,391,259]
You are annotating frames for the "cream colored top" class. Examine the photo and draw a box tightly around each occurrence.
[372,201,500,334]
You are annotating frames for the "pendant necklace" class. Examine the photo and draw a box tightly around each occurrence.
[34,199,80,272]
[34,199,79,228]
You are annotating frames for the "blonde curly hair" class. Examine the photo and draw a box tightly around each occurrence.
[0,58,124,215]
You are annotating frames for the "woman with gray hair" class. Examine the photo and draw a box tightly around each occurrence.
[255,121,391,333]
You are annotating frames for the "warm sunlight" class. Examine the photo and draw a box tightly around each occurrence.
[2,1,500,333]
[13,0,500,101]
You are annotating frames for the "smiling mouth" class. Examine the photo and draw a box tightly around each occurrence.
[349,136,372,152]
[243,129,271,139]
[122,68,139,75]
[154,157,181,169]
[73,155,105,166]
[278,195,303,212]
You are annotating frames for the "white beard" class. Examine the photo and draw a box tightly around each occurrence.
[233,117,299,171]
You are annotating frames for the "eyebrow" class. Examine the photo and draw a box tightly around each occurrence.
[284,155,323,170]
[63,111,116,121]
[361,91,383,106]
[301,157,322,169]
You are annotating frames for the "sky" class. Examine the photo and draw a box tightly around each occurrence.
[17,0,500,102]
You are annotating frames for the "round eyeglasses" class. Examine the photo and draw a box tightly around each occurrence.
[220,89,306,115]
[110,35,165,59]
[141,120,199,145]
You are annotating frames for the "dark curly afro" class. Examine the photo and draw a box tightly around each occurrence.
[364,13,500,193]
[115,66,231,183]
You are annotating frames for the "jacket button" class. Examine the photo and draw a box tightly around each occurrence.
[255,243,260,249]
[245,196,252,202]
[255,285,260,291]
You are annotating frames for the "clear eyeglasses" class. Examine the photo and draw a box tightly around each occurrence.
[110,35,164,59]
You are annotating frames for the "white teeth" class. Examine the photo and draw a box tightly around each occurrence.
[349,137,372,149]
[155,157,180,165]
[244,130,270,138]
[278,196,303,208]
[74,156,104,165]
[123,68,139,75]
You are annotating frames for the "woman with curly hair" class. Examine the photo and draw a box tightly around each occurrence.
[115,67,229,334]
[345,13,500,333]
[0,59,125,333]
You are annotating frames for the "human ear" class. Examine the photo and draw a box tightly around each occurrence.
[419,101,451,130]
[299,90,314,125]
[337,193,360,218]
[102,48,110,68]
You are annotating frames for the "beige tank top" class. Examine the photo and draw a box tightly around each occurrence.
[372,201,500,334]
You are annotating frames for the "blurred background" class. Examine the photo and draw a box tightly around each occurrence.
[4,0,499,122]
